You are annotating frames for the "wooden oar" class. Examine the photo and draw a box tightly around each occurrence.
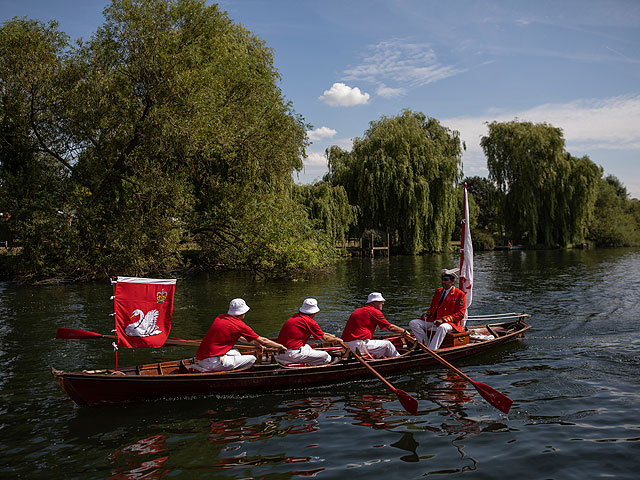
[405,333,512,414]
[351,350,419,415]
[56,327,201,347]
[56,327,267,351]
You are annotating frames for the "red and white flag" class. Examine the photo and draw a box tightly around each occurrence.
[112,276,177,348]
[459,183,473,326]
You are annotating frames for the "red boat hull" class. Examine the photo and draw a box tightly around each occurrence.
[53,317,531,406]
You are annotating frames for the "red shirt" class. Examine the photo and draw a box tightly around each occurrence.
[341,304,391,342]
[196,313,259,360]
[276,313,325,349]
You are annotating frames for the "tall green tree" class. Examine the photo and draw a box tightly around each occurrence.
[481,120,599,247]
[0,18,80,277]
[588,176,640,246]
[463,176,499,232]
[293,181,358,245]
[325,110,463,253]
[0,0,330,280]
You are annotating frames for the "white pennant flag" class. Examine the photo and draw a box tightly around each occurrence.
[459,184,473,326]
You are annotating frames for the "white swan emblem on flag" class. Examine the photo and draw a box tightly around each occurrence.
[125,309,162,337]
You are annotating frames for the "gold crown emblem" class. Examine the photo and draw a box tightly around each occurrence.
[156,288,168,303]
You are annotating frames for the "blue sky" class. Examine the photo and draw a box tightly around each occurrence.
[3,0,640,198]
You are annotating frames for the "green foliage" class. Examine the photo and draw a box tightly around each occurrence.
[293,181,358,244]
[0,1,320,281]
[481,120,600,247]
[194,194,336,276]
[604,174,628,199]
[464,176,500,232]
[471,229,495,251]
[326,110,463,253]
[588,177,640,247]
[452,184,479,240]
[0,17,80,278]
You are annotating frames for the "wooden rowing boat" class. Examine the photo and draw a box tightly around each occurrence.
[52,314,531,406]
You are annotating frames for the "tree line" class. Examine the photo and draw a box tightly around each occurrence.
[2,0,639,283]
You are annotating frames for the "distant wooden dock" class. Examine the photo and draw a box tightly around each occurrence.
[336,231,390,257]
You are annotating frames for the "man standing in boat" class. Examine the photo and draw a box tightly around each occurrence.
[409,268,466,350]
[194,298,286,372]
[275,298,347,365]
[341,292,406,358]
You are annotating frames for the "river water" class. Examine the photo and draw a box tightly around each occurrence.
[1,248,639,479]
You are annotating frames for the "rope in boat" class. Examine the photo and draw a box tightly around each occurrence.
[467,312,529,321]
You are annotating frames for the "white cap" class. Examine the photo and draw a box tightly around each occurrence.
[228,298,250,316]
[441,268,459,279]
[300,298,320,314]
[367,292,385,303]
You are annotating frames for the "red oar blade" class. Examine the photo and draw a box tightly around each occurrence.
[393,388,419,415]
[472,381,513,414]
[56,328,105,340]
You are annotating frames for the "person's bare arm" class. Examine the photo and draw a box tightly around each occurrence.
[386,324,408,335]
[252,336,287,353]
[321,332,347,348]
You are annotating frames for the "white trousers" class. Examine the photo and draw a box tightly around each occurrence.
[275,343,332,365]
[196,349,256,372]
[344,339,399,358]
[409,319,453,350]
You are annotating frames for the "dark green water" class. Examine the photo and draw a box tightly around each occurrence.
[1,249,639,478]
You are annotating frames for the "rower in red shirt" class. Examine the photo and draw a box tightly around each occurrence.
[409,268,466,350]
[275,298,346,365]
[194,298,286,372]
[341,292,406,358]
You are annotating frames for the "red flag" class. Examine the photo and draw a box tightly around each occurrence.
[459,183,473,326]
[113,276,177,348]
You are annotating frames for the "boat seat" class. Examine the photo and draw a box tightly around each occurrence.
[179,359,192,374]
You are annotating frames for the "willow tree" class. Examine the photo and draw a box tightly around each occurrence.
[326,110,463,253]
[1,0,330,280]
[293,181,358,244]
[481,120,599,247]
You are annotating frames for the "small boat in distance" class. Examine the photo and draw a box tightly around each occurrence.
[52,314,531,407]
[495,244,524,250]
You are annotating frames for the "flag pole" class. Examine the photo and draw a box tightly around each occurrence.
[111,276,119,371]
[459,183,473,327]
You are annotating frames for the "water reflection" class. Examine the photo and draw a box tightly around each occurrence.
[3,248,640,478]
[390,432,420,462]
[100,375,523,477]
[109,434,170,479]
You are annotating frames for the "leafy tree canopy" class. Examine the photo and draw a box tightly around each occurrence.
[325,110,463,253]
[588,177,640,247]
[293,181,358,244]
[0,0,330,281]
[481,120,600,247]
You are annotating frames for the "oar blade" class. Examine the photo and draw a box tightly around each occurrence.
[394,388,419,415]
[472,381,513,414]
[56,328,104,340]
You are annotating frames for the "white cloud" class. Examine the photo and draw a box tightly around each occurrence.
[343,38,465,88]
[334,137,355,150]
[376,84,406,98]
[442,94,640,195]
[304,151,328,167]
[307,126,337,141]
[319,82,371,107]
